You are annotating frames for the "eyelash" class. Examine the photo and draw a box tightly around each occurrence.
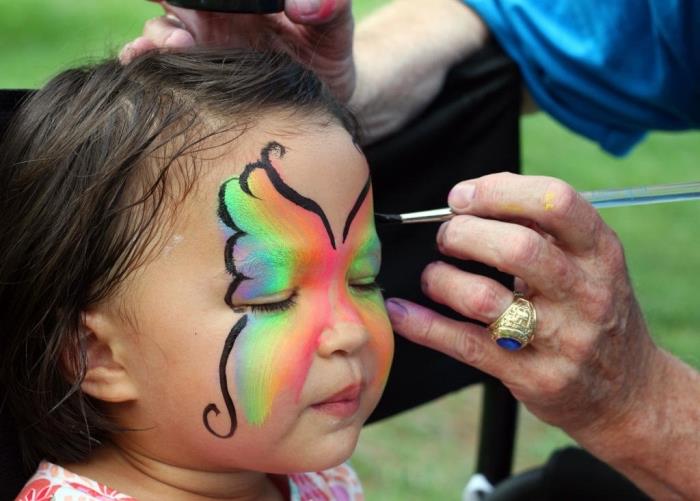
[350,280,382,294]
[249,290,298,314]
[246,280,381,314]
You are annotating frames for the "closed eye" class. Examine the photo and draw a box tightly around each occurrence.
[349,279,382,295]
[247,290,298,314]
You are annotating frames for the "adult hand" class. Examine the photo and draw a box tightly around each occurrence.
[120,0,355,102]
[121,0,488,143]
[386,172,667,450]
[387,172,700,498]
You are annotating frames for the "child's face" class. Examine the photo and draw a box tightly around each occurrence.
[97,119,394,473]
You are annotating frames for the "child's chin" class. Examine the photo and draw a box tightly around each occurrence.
[291,429,360,472]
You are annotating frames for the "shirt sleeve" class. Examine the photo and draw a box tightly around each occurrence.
[464,0,700,156]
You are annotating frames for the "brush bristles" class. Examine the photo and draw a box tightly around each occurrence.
[374,213,403,224]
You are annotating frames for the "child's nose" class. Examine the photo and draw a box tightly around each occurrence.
[317,321,370,358]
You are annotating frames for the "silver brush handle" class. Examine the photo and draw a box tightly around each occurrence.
[395,180,700,224]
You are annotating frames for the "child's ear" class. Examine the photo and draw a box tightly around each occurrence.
[80,310,139,403]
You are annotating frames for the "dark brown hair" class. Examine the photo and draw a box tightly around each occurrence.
[0,48,356,471]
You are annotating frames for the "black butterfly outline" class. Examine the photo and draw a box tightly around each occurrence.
[202,141,371,438]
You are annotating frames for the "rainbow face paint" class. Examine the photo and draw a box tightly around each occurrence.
[203,142,393,438]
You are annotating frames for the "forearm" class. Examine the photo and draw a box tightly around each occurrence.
[349,0,487,144]
[572,348,700,500]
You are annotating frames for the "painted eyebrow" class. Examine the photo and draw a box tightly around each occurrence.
[233,246,297,272]
[235,236,381,277]
[342,176,371,244]
[352,233,382,256]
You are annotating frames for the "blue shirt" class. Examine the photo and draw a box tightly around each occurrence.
[465,0,700,155]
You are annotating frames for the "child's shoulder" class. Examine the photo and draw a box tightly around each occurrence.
[289,462,364,501]
[15,461,137,501]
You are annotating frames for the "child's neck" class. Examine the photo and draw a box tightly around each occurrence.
[63,442,289,501]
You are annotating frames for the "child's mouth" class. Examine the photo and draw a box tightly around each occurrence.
[311,383,363,418]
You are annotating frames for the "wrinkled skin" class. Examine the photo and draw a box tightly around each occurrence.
[122,1,489,144]
[387,172,657,434]
[121,0,356,102]
[386,172,700,499]
[120,5,700,494]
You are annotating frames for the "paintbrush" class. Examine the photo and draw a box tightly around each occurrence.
[375,180,700,225]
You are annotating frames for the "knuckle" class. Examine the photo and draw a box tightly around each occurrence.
[412,308,481,366]
[453,326,482,365]
[419,314,446,350]
[544,179,578,220]
[468,282,503,319]
[569,337,597,364]
[581,283,615,325]
[505,230,541,267]
[418,310,442,345]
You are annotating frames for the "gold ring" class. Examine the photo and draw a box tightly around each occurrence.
[488,292,537,351]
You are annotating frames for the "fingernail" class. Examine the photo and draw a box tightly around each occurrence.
[448,183,475,210]
[420,273,429,294]
[294,0,321,16]
[385,299,408,324]
[436,222,448,245]
[421,262,438,293]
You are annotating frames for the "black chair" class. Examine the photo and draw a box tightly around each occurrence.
[365,43,648,500]
[0,43,648,500]
[365,43,521,490]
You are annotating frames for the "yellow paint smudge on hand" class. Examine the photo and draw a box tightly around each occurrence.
[503,202,524,213]
[544,192,556,211]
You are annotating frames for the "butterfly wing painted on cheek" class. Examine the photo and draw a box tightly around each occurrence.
[202,141,374,437]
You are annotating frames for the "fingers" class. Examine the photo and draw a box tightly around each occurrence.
[419,260,563,350]
[285,0,351,25]
[143,15,196,48]
[448,173,604,253]
[420,262,513,324]
[436,216,578,300]
[385,298,518,377]
[119,37,155,64]
[120,13,195,64]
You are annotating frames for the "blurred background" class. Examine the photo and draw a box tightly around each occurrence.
[2,0,698,498]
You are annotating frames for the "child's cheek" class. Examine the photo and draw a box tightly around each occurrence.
[233,305,320,426]
[355,296,394,389]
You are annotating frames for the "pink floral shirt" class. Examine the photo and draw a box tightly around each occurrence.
[17,461,364,501]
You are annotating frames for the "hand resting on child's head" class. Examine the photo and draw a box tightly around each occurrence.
[0,49,394,500]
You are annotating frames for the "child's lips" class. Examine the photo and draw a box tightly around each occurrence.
[311,383,363,418]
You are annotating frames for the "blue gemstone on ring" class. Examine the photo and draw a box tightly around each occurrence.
[496,338,522,351]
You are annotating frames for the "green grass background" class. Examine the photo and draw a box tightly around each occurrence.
[2,1,699,499]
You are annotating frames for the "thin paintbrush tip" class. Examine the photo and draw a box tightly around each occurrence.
[374,212,403,225]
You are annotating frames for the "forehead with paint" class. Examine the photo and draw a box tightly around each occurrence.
[203,124,392,438]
